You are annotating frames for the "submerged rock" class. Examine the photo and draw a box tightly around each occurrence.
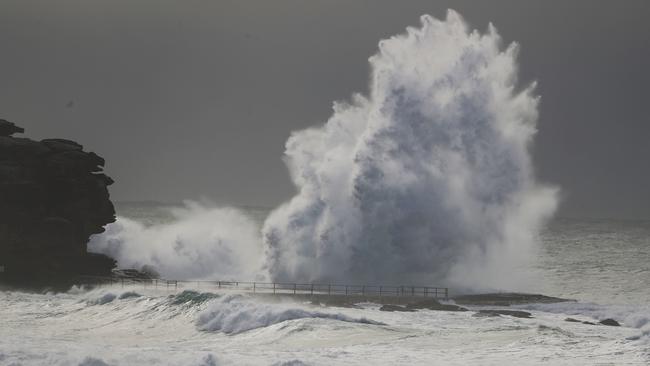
[379,304,415,312]
[477,310,533,318]
[453,293,572,306]
[565,317,620,326]
[0,119,116,286]
[405,299,468,312]
[599,318,620,326]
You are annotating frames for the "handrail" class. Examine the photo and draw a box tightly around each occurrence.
[75,275,449,299]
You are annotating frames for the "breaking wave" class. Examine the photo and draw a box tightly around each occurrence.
[197,294,384,334]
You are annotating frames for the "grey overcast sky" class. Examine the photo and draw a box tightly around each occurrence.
[1,0,649,219]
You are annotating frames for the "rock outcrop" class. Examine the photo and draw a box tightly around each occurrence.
[599,318,620,326]
[379,304,416,312]
[475,309,533,318]
[453,293,573,306]
[405,299,468,312]
[0,119,116,285]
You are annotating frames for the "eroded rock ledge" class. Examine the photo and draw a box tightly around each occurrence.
[0,119,116,286]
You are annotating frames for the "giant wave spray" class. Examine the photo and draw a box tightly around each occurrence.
[91,11,557,291]
[262,11,557,290]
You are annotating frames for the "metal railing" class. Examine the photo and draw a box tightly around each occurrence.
[77,276,449,299]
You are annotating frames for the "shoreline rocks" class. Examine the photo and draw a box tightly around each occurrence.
[476,309,532,318]
[565,317,620,326]
[599,318,620,326]
[0,119,117,287]
[379,304,416,312]
[405,299,468,312]
[452,293,573,306]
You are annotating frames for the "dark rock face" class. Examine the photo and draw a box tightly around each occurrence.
[476,309,533,318]
[0,119,116,286]
[565,317,620,326]
[599,318,620,326]
[453,293,573,306]
[405,299,468,312]
[0,119,24,136]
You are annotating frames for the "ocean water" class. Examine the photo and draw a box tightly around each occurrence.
[3,12,649,365]
[536,218,650,306]
[1,202,649,366]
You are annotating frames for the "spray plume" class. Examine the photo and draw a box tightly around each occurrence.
[89,202,264,280]
[262,11,557,290]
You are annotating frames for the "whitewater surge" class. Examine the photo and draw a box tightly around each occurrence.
[1,285,648,365]
[263,11,557,290]
[89,202,264,280]
[197,294,384,334]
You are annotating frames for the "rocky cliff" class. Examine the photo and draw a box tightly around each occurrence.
[0,119,116,285]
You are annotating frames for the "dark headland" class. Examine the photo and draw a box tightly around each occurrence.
[0,119,117,288]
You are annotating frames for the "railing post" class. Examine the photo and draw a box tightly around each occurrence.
[345,285,348,296]
[379,286,382,297]
[311,284,314,295]
[253,282,256,293]
[445,288,448,300]
[218,281,221,289]
[293,283,296,294]
[273,283,276,294]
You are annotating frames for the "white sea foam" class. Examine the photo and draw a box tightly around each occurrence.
[517,301,650,329]
[270,361,310,366]
[262,10,557,291]
[197,354,221,366]
[1,285,648,365]
[89,201,265,280]
[196,294,384,334]
[517,301,650,345]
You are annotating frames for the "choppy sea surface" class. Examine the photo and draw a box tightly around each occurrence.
[1,202,649,365]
